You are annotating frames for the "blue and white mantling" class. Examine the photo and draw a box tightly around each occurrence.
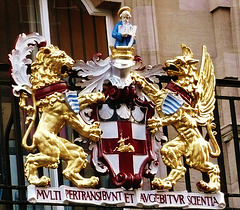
[65,90,80,114]
[162,92,184,115]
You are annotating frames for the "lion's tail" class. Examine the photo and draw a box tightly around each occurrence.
[21,92,37,151]
[207,122,221,157]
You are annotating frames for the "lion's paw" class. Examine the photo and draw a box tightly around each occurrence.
[196,180,219,193]
[30,176,50,187]
[89,176,99,185]
[77,176,99,188]
[147,117,162,133]
[79,92,106,110]
[89,122,102,142]
[152,177,172,190]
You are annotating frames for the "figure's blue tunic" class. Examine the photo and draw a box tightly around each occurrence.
[112,21,136,48]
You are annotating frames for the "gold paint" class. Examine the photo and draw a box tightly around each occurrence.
[30,45,72,90]
[132,45,220,193]
[78,92,105,110]
[110,46,135,60]
[20,45,105,188]
[114,134,135,153]
[19,91,36,126]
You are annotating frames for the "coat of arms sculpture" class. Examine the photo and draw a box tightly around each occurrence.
[9,6,225,209]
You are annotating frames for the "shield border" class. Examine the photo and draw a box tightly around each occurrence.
[91,98,155,189]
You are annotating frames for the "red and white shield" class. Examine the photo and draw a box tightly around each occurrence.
[91,87,155,189]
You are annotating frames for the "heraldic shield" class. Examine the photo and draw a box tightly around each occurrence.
[91,85,155,189]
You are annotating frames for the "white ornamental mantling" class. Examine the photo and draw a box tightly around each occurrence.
[9,32,46,96]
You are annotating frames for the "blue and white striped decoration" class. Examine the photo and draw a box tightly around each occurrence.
[162,92,184,115]
[65,90,80,114]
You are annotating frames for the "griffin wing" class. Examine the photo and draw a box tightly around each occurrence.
[195,45,216,125]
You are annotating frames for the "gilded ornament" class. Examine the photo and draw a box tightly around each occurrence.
[10,35,105,188]
[114,134,135,153]
[132,44,221,193]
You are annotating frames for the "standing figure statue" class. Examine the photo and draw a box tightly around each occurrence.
[112,6,137,48]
